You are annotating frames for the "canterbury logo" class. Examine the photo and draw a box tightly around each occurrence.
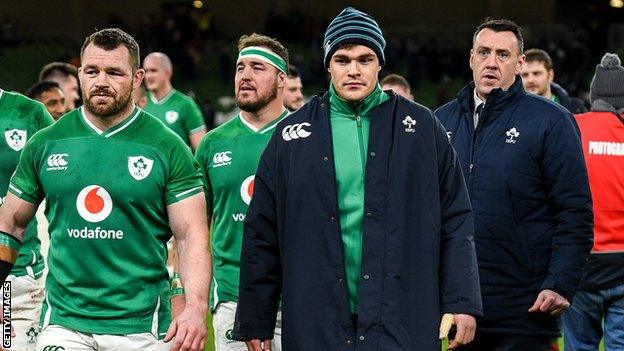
[212,151,232,167]
[46,153,68,171]
[42,347,66,351]
[282,123,311,141]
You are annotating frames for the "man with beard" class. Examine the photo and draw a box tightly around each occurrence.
[194,33,288,351]
[0,28,210,351]
[282,64,304,111]
[143,52,206,150]
[521,48,587,114]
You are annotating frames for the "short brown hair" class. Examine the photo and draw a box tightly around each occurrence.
[287,64,300,79]
[39,62,78,82]
[473,18,524,54]
[237,33,289,69]
[524,48,553,71]
[81,28,140,71]
[380,74,411,93]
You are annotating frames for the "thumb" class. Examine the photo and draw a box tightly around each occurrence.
[439,313,455,339]
[163,318,178,342]
[528,294,543,312]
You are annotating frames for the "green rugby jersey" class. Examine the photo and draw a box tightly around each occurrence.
[144,89,206,146]
[0,89,53,278]
[9,106,204,337]
[196,111,288,310]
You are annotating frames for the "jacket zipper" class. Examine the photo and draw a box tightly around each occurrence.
[468,111,482,197]
[356,115,366,173]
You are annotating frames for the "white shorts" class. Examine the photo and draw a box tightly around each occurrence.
[2,273,45,351]
[36,325,169,351]
[213,302,281,351]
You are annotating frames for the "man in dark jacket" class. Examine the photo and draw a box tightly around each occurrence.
[233,7,482,351]
[435,19,593,351]
[521,48,588,114]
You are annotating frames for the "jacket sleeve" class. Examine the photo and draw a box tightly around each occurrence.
[233,132,282,341]
[540,113,593,301]
[434,115,483,317]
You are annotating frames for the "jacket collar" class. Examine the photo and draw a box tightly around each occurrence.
[457,75,526,124]
[591,99,624,115]
[550,82,571,105]
[329,83,386,118]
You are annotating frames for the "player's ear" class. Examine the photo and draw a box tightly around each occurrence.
[133,69,145,90]
[277,72,286,89]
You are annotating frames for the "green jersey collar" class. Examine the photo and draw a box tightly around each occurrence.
[149,89,176,105]
[329,83,386,118]
[238,109,289,134]
[80,105,142,137]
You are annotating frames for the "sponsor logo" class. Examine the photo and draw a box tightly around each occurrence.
[69,185,123,239]
[212,151,232,168]
[2,281,10,348]
[588,141,624,156]
[240,175,255,206]
[232,213,246,222]
[225,329,234,341]
[505,127,520,144]
[66,226,124,240]
[46,153,69,171]
[446,131,452,141]
[76,185,113,223]
[165,111,179,124]
[4,129,26,151]
[42,347,66,351]
[402,116,417,133]
[282,123,311,141]
[128,156,154,180]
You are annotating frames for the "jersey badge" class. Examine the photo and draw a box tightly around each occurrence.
[5,129,27,151]
[128,156,154,180]
[165,111,179,124]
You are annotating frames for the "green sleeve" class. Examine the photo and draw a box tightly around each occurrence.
[184,100,206,135]
[8,137,44,204]
[164,140,204,205]
[194,137,213,216]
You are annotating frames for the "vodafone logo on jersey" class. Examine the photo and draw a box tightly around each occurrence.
[240,175,255,205]
[76,185,113,223]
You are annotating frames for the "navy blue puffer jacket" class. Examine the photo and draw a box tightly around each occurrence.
[435,77,593,336]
